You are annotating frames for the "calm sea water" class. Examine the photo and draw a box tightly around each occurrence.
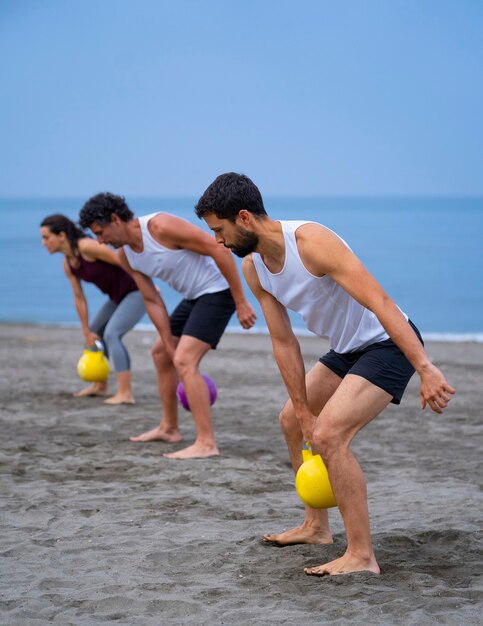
[1,196,482,340]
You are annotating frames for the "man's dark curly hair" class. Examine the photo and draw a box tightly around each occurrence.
[79,192,134,229]
[195,173,267,223]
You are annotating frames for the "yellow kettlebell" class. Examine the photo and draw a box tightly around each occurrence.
[77,341,110,382]
[295,445,337,509]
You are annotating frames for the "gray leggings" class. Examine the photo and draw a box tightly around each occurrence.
[90,291,146,373]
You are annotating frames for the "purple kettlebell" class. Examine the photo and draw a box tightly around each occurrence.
[176,374,217,412]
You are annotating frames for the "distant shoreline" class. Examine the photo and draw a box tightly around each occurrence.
[2,320,482,344]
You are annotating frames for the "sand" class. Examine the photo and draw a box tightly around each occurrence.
[0,323,482,625]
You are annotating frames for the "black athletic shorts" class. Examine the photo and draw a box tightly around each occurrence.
[170,288,236,348]
[319,320,424,404]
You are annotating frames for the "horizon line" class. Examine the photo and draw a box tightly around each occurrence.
[1,192,483,201]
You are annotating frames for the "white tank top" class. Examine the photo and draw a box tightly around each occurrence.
[252,220,397,353]
[123,213,229,300]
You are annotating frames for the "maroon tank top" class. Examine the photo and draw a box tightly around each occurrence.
[69,255,138,304]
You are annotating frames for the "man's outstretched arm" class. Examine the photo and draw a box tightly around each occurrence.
[117,248,175,360]
[296,224,455,413]
[242,255,316,442]
[151,214,257,330]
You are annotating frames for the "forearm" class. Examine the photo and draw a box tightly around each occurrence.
[272,336,310,415]
[374,297,455,412]
[74,296,90,334]
[145,299,174,350]
[375,298,431,373]
[213,251,247,304]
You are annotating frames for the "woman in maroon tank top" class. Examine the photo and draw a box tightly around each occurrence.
[40,214,145,404]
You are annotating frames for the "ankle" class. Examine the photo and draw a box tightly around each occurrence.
[194,437,217,448]
[346,547,376,563]
[159,424,179,434]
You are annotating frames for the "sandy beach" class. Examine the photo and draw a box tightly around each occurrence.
[1,323,482,625]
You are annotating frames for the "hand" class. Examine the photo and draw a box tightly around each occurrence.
[236,300,257,329]
[419,364,455,414]
[299,413,316,445]
[162,341,175,362]
[84,330,101,348]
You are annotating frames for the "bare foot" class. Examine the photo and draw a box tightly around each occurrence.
[304,550,380,576]
[104,394,135,405]
[163,442,220,459]
[263,524,333,546]
[129,426,182,443]
[74,383,108,397]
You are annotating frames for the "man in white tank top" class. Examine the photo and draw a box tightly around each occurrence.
[80,192,257,460]
[196,173,455,576]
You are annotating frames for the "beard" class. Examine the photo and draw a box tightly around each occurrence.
[228,229,259,257]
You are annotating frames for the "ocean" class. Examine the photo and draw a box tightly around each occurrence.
[1,196,482,341]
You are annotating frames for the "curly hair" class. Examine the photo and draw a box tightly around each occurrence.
[79,192,134,229]
[41,214,86,257]
[195,173,267,223]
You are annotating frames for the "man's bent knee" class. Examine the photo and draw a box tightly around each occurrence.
[172,352,197,378]
[279,406,301,439]
[151,341,171,367]
[313,422,346,462]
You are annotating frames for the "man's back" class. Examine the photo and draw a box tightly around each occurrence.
[123,212,228,299]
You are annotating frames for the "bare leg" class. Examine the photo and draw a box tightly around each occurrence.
[164,336,218,459]
[129,336,182,443]
[73,382,108,397]
[304,374,391,576]
[263,362,342,545]
[104,371,135,405]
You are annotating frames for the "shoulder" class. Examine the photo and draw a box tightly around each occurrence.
[78,237,98,254]
[294,224,353,276]
[242,254,261,286]
[294,222,335,241]
[149,213,199,236]
[148,212,183,229]
[242,253,255,272]
[78,237,109,262]
[63,256,73,274]
[150,213,210,250]
[63,256,79,281]
[295,223,347,254]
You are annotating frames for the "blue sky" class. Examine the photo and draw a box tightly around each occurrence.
[1,0,482,197]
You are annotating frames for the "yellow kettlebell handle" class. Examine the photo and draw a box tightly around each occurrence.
[301,440,312,462]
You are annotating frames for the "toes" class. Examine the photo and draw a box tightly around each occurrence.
[304,568,326,576]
